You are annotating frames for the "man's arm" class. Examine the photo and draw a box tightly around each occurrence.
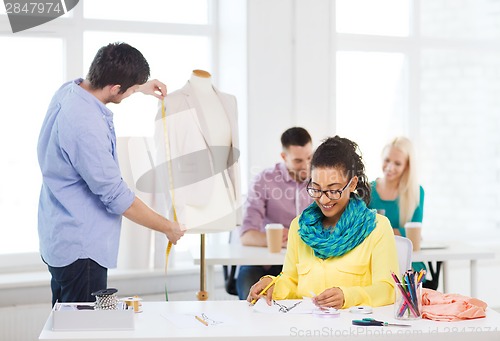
[241,228,289,247]
[137,79,167,99]
[123,196,185,244]
[240,229,267,246]
[240,172,268,246]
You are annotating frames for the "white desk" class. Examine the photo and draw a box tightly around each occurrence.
[191,244,286,296]
[191,243,495,298]
[39,300,500,340]
[412,243,495,297]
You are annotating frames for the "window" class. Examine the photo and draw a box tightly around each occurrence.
[84,0,208,25]
[418,1,500,241]
[83,31,211,137]
[420,0,500,40]
[0,1,212,265]
[334,0,411,180]
[336,51,407,179]
[334,0,500,242]
[0,37,64,254]
[336,0,410,37]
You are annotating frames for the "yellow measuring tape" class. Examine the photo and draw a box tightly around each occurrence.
[161,98,176,301]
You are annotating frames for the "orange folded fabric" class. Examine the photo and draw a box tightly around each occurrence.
[421,288,487,321]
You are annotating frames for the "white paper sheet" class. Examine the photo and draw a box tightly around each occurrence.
[252,298,327,314]
[161,311,236,328]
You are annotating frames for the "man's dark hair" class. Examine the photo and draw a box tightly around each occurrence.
[280,127,312,149]
[86,42,150,94]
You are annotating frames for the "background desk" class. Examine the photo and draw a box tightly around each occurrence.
[39,300,500,341]
[191,243,495,297]
[412,243,494,296]
[191,245,285,296]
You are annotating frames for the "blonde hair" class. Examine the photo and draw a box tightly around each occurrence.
[383,136,420,228]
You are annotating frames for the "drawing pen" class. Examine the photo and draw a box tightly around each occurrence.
[195,315,208,326]
[250,272,283,305]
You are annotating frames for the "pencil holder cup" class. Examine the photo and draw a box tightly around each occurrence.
[394,282,422,320]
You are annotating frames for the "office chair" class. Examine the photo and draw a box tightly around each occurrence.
[423,261,441,290]
[394,235,413,276]
[223,230,239,296]
[223,265,238,296]
[394,235,441,290]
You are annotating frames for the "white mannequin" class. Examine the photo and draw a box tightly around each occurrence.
[183,70,235,231]
[189,70,232,162]
[143,70,242,268]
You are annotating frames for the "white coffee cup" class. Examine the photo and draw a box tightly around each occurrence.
[404,222,422,251]
[265,224,284,253]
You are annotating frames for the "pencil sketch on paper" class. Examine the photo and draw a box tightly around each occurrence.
[252,299,317,314]
[161,311,234,328]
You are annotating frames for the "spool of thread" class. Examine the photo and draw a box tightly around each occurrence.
[122,296,142,313]
[313,308,340,318]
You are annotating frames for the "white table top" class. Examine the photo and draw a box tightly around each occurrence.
[413,242,495,262]
[39,300,500,341]
[192,244,286,266]
[192,242,495,266]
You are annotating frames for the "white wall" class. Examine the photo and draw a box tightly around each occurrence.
[247,0,335,177]
[217,0,249,185]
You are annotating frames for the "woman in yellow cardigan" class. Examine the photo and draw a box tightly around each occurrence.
[247,136,399,309]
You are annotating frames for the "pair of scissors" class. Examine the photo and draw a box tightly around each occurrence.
[352,318,411,327]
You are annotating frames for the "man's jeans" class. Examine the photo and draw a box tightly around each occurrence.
[47,258,107,307]
[236,265,282,300]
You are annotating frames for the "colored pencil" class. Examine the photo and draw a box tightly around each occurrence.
[250,272,283,305]
[195,315,209,326]
[391,271,419,317]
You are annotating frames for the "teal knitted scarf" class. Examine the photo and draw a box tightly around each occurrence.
[298,197,377,259]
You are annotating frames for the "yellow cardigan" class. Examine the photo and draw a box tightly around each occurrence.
[273,214,399,308]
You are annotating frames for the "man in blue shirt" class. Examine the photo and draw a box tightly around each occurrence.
[37,43,185,306]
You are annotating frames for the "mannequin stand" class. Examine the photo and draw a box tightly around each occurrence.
[196,234,209,301]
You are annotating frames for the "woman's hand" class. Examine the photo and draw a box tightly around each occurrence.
[247,276,274,305]
[312,287,344,309]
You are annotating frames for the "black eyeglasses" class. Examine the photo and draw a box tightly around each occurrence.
[306,178,353,200]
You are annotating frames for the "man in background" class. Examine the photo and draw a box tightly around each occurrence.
[236,127,314,299]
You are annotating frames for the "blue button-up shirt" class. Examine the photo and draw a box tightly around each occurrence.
[37,79,135,268]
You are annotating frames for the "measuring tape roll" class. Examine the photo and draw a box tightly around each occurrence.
[92,288,119,310]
